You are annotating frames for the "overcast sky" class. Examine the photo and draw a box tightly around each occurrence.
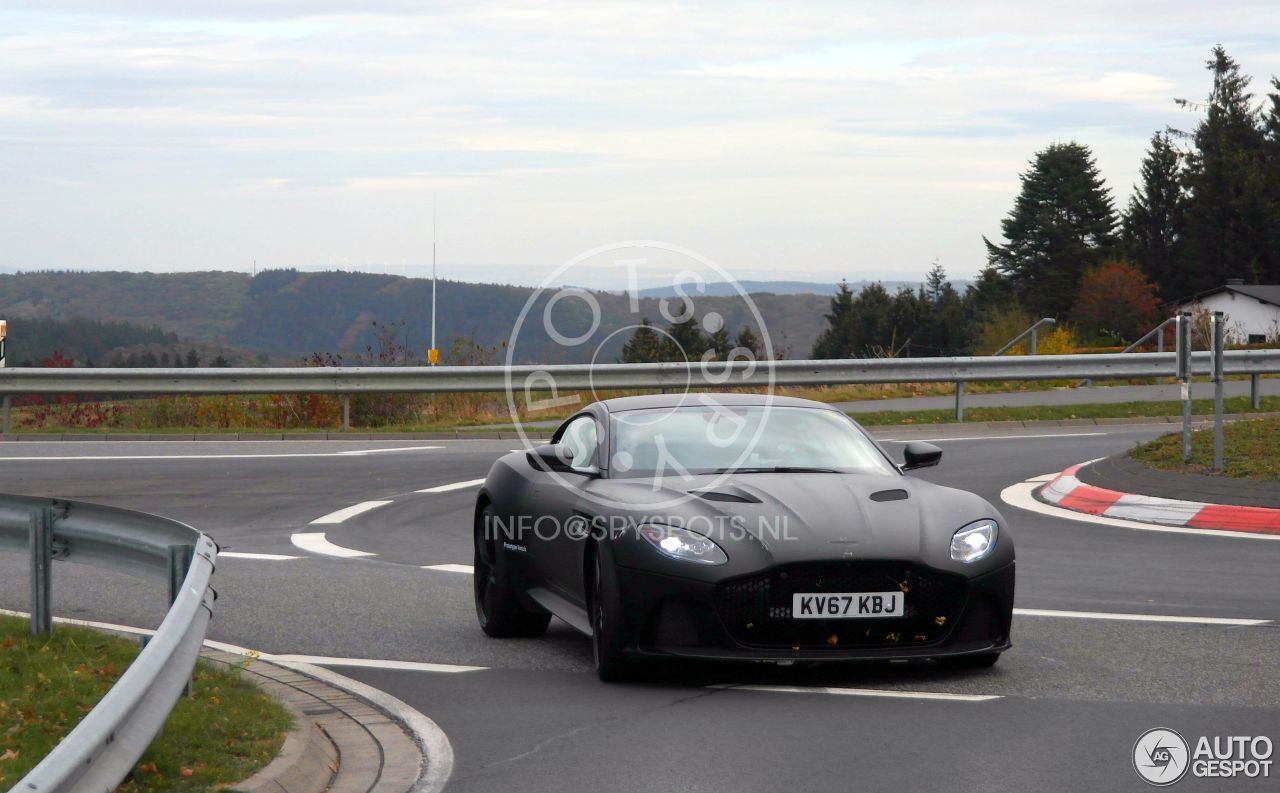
[2,2,1278,288]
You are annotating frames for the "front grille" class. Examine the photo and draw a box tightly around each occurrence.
[715,561,966,650]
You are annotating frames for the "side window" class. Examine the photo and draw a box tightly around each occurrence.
[560,416,599,471]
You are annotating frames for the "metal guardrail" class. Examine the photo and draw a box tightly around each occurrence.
[0,350,1278,395]
[0,495,218,793]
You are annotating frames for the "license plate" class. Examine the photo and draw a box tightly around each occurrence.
[791,592,905,619]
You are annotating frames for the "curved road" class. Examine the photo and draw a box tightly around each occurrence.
[0,426,1276,792]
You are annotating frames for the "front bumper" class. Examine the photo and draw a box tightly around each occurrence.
[615,560,1015,662]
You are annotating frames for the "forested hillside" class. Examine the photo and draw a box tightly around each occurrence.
[0,269,833,363]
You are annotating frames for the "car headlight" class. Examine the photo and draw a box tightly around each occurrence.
[637,524,728,565]
[951,519,997,563]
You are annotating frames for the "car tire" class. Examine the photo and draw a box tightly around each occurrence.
[938,652,1000,669]
[474,505,550,638]
[590,543,637,682]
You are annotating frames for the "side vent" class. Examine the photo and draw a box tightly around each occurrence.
[869,489,909,502]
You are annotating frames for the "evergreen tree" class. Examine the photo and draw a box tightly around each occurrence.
[1177,46,1270,290]
[734,326,764,359]
[811,281,857,358]
[666,315,710,360]
[918,264,966,356]
[1122,132,1185,296]
[984,142,1118,317]
[1263,76,1280,282]
[708,326,731,360]
[620,318,665,363]
[186,348,201,368]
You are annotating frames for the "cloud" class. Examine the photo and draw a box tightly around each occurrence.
[0,2,1277,280]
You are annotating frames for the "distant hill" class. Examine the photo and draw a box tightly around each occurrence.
[0,269,876,363]
[632,279,931,298]
[1,316,178,366]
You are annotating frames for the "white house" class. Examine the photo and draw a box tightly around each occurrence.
[1176,280,1280,343]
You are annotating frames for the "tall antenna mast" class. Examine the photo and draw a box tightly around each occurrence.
[428,199,439,365]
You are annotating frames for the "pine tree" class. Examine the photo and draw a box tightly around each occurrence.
[1263,76,1280,282]
[811,281,857,358]
[734,326,764,359]
[621,318,665,363]
[186,348,201,368]
[708,326,731,360]
[984,142,1118,317]
[666,315,710,360]
[1177,46,1269,291]
[1122,132,1185,296]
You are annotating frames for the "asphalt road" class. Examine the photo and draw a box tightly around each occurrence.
[0,426,1277,792]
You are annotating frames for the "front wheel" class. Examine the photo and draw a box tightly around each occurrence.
[474,505,550,638]
[590,544,637,682]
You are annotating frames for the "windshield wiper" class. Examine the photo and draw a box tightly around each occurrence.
[710,466,841,474]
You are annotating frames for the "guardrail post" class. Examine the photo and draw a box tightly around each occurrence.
[1212,312,1225,472]
[954,381,964,422]
[30,507,53,636]
[1251,373,1261,409]
[1177,312,1193,464]
[168,544,195,696]
[342,395,351,431]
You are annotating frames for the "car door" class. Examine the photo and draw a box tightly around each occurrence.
[530,412,603,604]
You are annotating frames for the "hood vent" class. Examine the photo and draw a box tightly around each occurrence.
[869,488,909,502]
[690,486,762,504]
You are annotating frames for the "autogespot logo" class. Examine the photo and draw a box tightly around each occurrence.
[1133,728,1190,786]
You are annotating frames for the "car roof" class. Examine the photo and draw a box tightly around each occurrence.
[597,392,840,414]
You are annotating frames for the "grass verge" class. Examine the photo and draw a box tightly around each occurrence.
[0,614,292,791]
[848,396,1280,426]
[1129,416,1280,481]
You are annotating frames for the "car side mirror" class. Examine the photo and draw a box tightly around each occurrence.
[901,441,942,471]
[529,443,574,472]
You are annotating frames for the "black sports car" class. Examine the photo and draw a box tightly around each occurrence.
[473,393,1014,680]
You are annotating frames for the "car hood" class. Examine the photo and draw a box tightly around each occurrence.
[593,472,995,567]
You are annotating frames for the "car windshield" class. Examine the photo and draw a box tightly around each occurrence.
[609,404,897,478]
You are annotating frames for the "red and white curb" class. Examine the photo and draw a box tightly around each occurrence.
[1037,463,1280,535]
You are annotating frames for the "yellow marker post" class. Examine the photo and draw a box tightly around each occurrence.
[428,348,439,366]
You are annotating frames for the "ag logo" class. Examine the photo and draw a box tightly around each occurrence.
[1133,728,1189,786]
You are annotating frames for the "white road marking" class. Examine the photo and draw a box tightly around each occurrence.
[268,654,486,673]
[880,432,1107,443]
[219,551,299,560]
[336,445,443,455]
[0,447,441,462]
[423,563,475,573]
[708,684,1001,702]
[1000,480,1280,542]
[310,500,392,524]
[417,478,487,494]
[290,532,376,558]
[1014,608,1269,626]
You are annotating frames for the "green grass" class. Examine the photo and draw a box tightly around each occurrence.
[1130,416,1280,481]
[0,615,292,791]
[848,396,1280,426]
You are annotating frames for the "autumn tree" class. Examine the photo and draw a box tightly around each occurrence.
[1071,261,1161,342]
